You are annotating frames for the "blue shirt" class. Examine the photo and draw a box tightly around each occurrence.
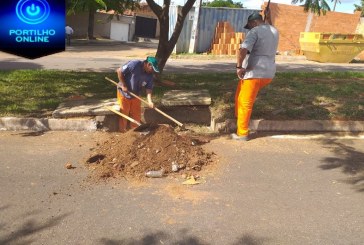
[118,60,154,99]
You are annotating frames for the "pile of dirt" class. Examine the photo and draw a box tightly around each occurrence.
[85,124,216,180]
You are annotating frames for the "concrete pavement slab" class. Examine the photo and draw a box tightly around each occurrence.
[0,117,97,131]
[52,98,118,118]
[161,89,212,106]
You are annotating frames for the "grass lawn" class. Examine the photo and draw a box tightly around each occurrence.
[0,70,363,120]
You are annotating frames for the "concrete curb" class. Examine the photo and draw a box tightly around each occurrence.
[0,117,97,131]
[1,117,363,133]
[212,119,364,133]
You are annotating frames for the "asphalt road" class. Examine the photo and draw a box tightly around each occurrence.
[1,131,363,244]
[1,41,364,73]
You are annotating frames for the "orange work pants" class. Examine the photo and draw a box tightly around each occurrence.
[234,78,272,136]
[117,90,141,132]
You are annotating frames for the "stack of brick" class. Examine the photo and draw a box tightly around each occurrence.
[210,21,245,55]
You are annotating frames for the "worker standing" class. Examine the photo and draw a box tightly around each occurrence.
[232,9,279,141]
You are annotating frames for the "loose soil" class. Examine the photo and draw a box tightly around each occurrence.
[85,124,216,181]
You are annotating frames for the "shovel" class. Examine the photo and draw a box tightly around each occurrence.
[105,77,184,128]
[105,106,151,132]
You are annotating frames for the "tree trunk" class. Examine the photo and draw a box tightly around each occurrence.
[155,9,172,72]
[88,5,96,40]
[305,12,313,32]
[146,0,196,73]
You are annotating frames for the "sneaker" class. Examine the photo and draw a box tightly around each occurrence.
[231,133,248,141]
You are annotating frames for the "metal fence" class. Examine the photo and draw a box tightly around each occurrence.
[169,6,258,53]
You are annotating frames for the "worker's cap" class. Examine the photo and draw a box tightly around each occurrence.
[244,12,263,29]
[146,56,160,73]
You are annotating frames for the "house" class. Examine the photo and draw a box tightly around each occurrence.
[66,3,159,41]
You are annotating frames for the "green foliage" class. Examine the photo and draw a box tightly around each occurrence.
[66,0,103,15]
[202,0,243,8]
[354,0,364,16]
[66,0,140,16]
[291,0,333,15]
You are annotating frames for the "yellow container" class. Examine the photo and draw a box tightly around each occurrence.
[299,32,364,63]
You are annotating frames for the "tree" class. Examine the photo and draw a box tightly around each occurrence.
[146,0,197,73]
[292,0,338,32]
[332,0,341,11]
[202,0,243,8]
[67,0,196,73]
[67,0,140,40]
[291,0,332,16]
[354,0,364,16]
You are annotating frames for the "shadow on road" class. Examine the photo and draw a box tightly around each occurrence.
[99,230,202,245]
[99,230,269,245]
[0,207,70,244]
[16,131,45,137]
[318,139,364,192]
[0,59,43,70]
[0,205,11,211]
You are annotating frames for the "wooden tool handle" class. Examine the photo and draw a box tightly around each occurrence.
[264,0,271,22]
[105,77,184,127]
[105,77,119,87]
[105,106,141,126]
[128,91,184,127]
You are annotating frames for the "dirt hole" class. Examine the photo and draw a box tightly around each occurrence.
[85,124,216,181]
